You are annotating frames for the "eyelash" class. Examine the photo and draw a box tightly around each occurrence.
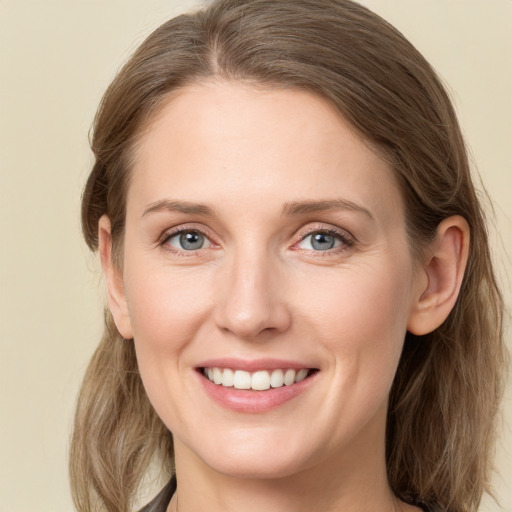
[159,225,355,257]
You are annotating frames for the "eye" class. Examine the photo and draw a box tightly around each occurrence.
[297,230,346,251]
[165,230,211,251]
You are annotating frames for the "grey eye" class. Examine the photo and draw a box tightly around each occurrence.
[168,231,210,251]
[298,232,341,251]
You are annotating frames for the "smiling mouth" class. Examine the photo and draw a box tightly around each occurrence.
[201,367,318,391]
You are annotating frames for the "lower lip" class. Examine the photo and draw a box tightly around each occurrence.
[197,370,318,413]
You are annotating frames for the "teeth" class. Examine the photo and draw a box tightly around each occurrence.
[284,369,296,386]
[270,369,284,388]
[204,367,312,390]
[296,368,308,382]
[252,370,271,391]
[233,370,251,389]
[222,368,234,387]
[213,367,222,385]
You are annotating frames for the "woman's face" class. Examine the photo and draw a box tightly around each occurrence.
[110,81,426,479]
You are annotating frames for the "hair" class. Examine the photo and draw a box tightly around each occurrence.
[70,1,507,511]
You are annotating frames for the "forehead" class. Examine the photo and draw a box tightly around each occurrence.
[128,81,403,224]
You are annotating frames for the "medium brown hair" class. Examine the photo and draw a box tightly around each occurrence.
[71,1,507,511]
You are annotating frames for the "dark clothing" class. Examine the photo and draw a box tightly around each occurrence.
[138,476,177,512]
[139,476,439,512]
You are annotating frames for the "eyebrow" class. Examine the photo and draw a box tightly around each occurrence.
[141,198,373,220]
[142,200,216,217]
[282,199,374,220]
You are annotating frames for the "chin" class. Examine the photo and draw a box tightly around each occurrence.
[207,454,310,480]
[180,432,318,481]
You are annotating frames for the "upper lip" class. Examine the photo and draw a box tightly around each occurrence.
[196,358,318,372]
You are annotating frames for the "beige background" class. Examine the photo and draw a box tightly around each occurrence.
[0,1,510,511]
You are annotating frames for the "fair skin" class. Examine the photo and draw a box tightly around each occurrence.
[99,81,469,512]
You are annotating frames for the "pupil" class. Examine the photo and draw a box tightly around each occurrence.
[180,232,203,250]
[312,233,335,250]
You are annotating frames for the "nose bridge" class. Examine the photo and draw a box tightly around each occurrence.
[215,241,290,339]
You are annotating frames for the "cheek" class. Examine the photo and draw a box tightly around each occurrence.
[296,258,413,381]
[124,262,212,348]
[122,263,218,430]
[295,260,414,443]
[122,260,215,395]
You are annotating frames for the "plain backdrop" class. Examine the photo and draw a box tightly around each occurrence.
[0,1,510,511]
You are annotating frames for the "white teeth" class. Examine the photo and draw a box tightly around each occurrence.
[213,367,222,385]
[270,369,284,388]
[284,369,296,386]
[221,368,234,387]
[233,370,251,390]
[295,368,308,382]
[251,371,271,391]
[204,367,312,390]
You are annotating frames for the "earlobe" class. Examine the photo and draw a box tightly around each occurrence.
[407,216,470,336]
[98,215,133,339]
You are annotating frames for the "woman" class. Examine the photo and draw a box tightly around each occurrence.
[70,1,507,511]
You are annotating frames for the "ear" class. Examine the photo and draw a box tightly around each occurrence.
[407,215,470,335]
[98,215,133,339]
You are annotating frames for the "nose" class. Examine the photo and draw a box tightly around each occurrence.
[214,248,292,340]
